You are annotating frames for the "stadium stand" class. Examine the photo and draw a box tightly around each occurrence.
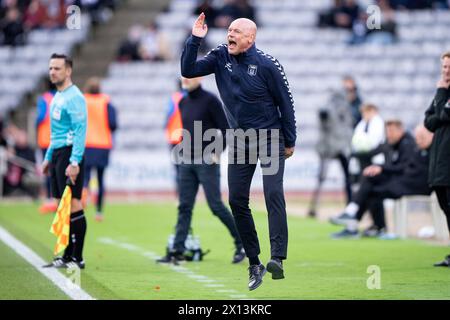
[2,0,449,195]
[99,0,450,193]
[0,13,91,115]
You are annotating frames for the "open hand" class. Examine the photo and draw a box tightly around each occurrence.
[42,160,49,175]
[65,164,79,185]
[192,12,208,38]
[363,165,382,177]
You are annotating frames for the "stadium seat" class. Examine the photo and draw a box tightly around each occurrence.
[393,194,450,240]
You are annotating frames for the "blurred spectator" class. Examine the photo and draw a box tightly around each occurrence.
[309,91,354,217]
[82,77,118,222]
[330,123,431,239]
[350,0,397,45]
[73,0,117,26]
[164,79,185,195]
[390,0,449,9]
[0,7,25,46]
[35,79,57,213]
[117,24,143,61]
[2,125,39,198]
[342,75,362,127]
[348,103,386,181]
[38,0,66,29]
[318,0,360,29]
[0,118,5,147]
[0,0,30,20]
[140,21,172,61]
[215,0,256,28]
[366,0,397,44]
[23,0,47,30]
[117,22,172,62]
[22,0,67,30]
[193,0,218,28]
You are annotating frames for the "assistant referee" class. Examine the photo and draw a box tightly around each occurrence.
[42,53,88,269]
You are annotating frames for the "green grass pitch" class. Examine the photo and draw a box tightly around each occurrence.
[0,201,449,300]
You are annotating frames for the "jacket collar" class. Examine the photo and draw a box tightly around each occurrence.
[230,43,257,63]
[242,43,257,57]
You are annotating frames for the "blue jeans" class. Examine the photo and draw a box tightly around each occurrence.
[173,163,242,252]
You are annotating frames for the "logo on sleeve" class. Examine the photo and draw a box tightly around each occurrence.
[247,64,258,76]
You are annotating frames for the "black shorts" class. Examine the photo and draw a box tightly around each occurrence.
[50,146,84,199]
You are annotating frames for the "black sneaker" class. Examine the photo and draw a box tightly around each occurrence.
[331,228,359,239]
[232,247,246,264]
[248,264,266,291]
[266,259,285,280]
[362,226,385,238]
[434,255,450,267]
[42,257,70,268]
[329,212,354,226]
[156,251,185,265]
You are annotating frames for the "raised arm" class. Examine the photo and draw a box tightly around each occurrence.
[181,13,217,78]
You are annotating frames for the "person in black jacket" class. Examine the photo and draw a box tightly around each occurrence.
[157,76,245,265]
[181,13,296,290]
[424,51,450,267]
[331,121,432,238]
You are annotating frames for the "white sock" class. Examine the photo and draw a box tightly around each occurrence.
[344,202,359,217]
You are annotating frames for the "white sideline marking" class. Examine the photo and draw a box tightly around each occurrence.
[229,294,248,299]
[0,225,94,300]
[98,237,250,299]
[204,284,225,288]
[187,274,209,279]
[142,251,160,259]
[197,279,216,283]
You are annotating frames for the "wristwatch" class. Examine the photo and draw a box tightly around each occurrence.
[70,161,79,167]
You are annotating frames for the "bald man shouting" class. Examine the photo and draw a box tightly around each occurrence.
[181,13,297,291]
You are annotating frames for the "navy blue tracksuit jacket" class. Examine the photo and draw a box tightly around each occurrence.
[181,35,295,261]
[181,35,297,148]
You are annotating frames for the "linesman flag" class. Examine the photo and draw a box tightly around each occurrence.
[50,182,72,255]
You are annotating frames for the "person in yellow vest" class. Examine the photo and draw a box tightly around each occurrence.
[36,80,58,214]
[83,77,117,222]
[164,80,185,195]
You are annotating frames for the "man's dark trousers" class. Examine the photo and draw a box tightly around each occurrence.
[173,163,242,252]
[228,131,288,260]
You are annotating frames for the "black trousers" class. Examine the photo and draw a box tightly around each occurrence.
[173,163,242,252]
[41,148,52,199]
[338,153,352,204]
[433,186,450,231]
[228,131,288,260]
[84,165,106,213]
[354,174,397,230]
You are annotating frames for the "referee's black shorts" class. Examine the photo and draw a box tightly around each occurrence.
[50,146,84,199]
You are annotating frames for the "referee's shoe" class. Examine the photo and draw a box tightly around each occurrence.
[43,257,85,269]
